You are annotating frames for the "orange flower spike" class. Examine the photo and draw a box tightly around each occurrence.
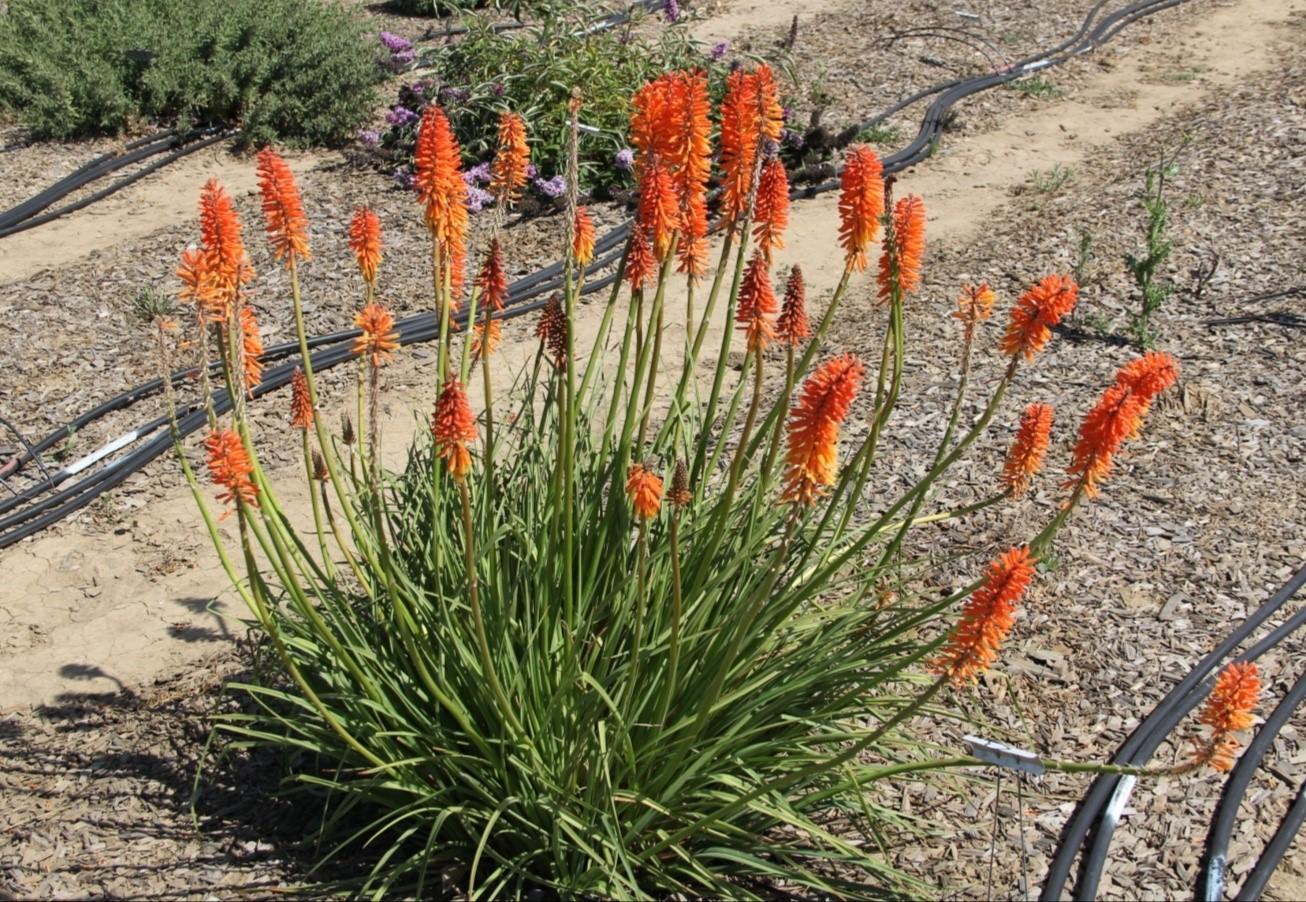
[752,64,785,143]
[348,206,383,285]
[198,179,250,295]
[1001,274,1079,360]
[1201,662,1261,735]
[352,303,400,367]
[776,264,811,346]
[781,354,867,504]
[629,74,677,173]
[255,148,310,266]
[637,161,680,260]
[1191,661,1260,772]
[413,105,468,248]
[431,378,478,481]
[239,306,264,393]
[572,206,596,268]
[1067,352,1178,497]
[475,239,508,312]
[289,367,313,429]
[952,282,996,342]
[177,246,218,316]
[736,250,778,353]
[878,194,926,303]
[489,111,530,207]
[753,156,790,261]
[931,546,1037,686]
[471,319,503,361]
[1002,403,1054,497]
[837,146,885,273]
[204,429,259,508]
[718,67,761,228]
[626,464,664,521]
[1117,350,1182,413]
[671,70,712,199]
[624,228,656,292]
[676,190,710,280]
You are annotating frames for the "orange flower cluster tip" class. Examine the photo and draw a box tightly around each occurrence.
[752,156,790,261]
[777,264,810,346]
[878,194,926,303]
[255,148,310,265]
[736,250,778,353]
[413,105,468,301]
[352,303,400,366]
[1193,662,1260,772]
[239,306,264,393]
[348,206,382,286]
[205,429,258,508]
[629,70,712,278]
[431,378,477,480]
[536,293,568,366]
[471,320,502,361]
[1002,403,1053,497]
[489,111,530,206]
[475,239,508,312]
[199,180,247,286]
[1001,274,1079,360]
[932,545,1037,686]
[572,206,596,268]
[637,160,680,260]
[626,464,664,520]
[289,367,313,429]
[718,64,783,227]
[1067,351,1178,497]
[624,228,656,292]
[782,354,867,504]
[953,282,996,342]
[838,146,886,272]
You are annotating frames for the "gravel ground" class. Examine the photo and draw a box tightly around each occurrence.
[827,41,1304,901]
[3,0,1304,897]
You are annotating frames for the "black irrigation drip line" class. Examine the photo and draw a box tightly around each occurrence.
[0,128,226,236]
[0,0,1189,551]
[0,129,233,239]
[1041,562,1306,900]
[0,129,178,230]
[1199,666,1306,901]
[1235,781,1306,901]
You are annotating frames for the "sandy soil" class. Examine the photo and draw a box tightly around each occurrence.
[1,0,1303,896]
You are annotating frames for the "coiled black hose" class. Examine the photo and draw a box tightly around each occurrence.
[0,0,1190,551]
[1234,782,1306,901]
[1040,562,1306,900]
[1199,666,1306,901]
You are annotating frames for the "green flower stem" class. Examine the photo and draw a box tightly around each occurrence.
[300,429,334,578]
[460,478,527,742]
[289,257,376,575]
[656,508,685,728]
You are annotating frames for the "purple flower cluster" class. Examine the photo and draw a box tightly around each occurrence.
[463,162,491,186]
[614,148,635,173]
[392,168,415,190]
[385,106,418,127]
[358,128,381,147]
[782,128,804,150]
[534,175,567,199]
[378,31,413,54]
[440,86,469,103]
[466,186,494,213]
[663,0,680,23]
[709,40,730,61]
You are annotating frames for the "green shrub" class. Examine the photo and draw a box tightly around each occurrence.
[0,0,383,146]
[379,2,723,197]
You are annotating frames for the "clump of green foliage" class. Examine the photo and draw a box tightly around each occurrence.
[0,0,383,146]
[1125,147,1183,346]
[380,3,721,197]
